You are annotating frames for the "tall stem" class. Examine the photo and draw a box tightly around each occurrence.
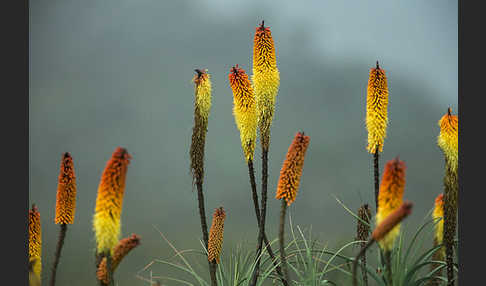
[385,250,393,286]
[260,148,269,257]
[196,179,218,286]
[352,240,375,286]
[248,160,288,286]
[248,159,260,223]
[50,224,67,286]
[195,180,209,252]
[250,148,269,286]
[360,245,369,286]
[278,200,289,283]
[248,159,262,285]
[374,150,380,211]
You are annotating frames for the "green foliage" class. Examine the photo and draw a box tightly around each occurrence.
[334,198,459,286]
[284,216,354,285]
[136,226,280,286]
[138,200,459,286]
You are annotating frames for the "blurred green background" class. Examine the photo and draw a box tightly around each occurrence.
[29,0,457,285]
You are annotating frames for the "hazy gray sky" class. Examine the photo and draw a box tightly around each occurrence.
[30,0,457,285]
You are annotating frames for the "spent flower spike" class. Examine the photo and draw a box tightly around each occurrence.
[190,69,212,183]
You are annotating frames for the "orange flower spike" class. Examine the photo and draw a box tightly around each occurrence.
[229,65,258,162]
[376,157,406,252]
[372,201,413,242]
[276,132,311,206]
[97,234,141,284]
[55,152,77,225]
[93,147,131,255]
[252,21,280,148]
[208,207,226,264]
[366,61,389,154]
[438,107,458,174]
[29,204,42,278]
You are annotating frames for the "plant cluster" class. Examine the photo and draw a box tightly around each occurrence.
[135,21,458,286]
[29,149,142,286]
[28,21,459,286]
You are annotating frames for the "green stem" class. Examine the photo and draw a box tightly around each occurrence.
[385,250,392,286]
[352,240,375,286]
[250,148,269,286]
[279,200,289,283]
[248,160,288,286]
[196,179,217,286]
[50,224,67,286]
[374,150,380,212]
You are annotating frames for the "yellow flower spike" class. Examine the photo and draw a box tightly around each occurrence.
[208,207,226,264]
[366,61,389,154]
[376,157,406,252]
[432,193,445,260]
[29,204,42,280]
[55,152,77,225]
[229,65,258,162]
[438,107,458,174]
[190,69,212,184]
[93,147,131,255]
[252,21,280,149]
[276,132,311,206]
[193,69,212,123]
